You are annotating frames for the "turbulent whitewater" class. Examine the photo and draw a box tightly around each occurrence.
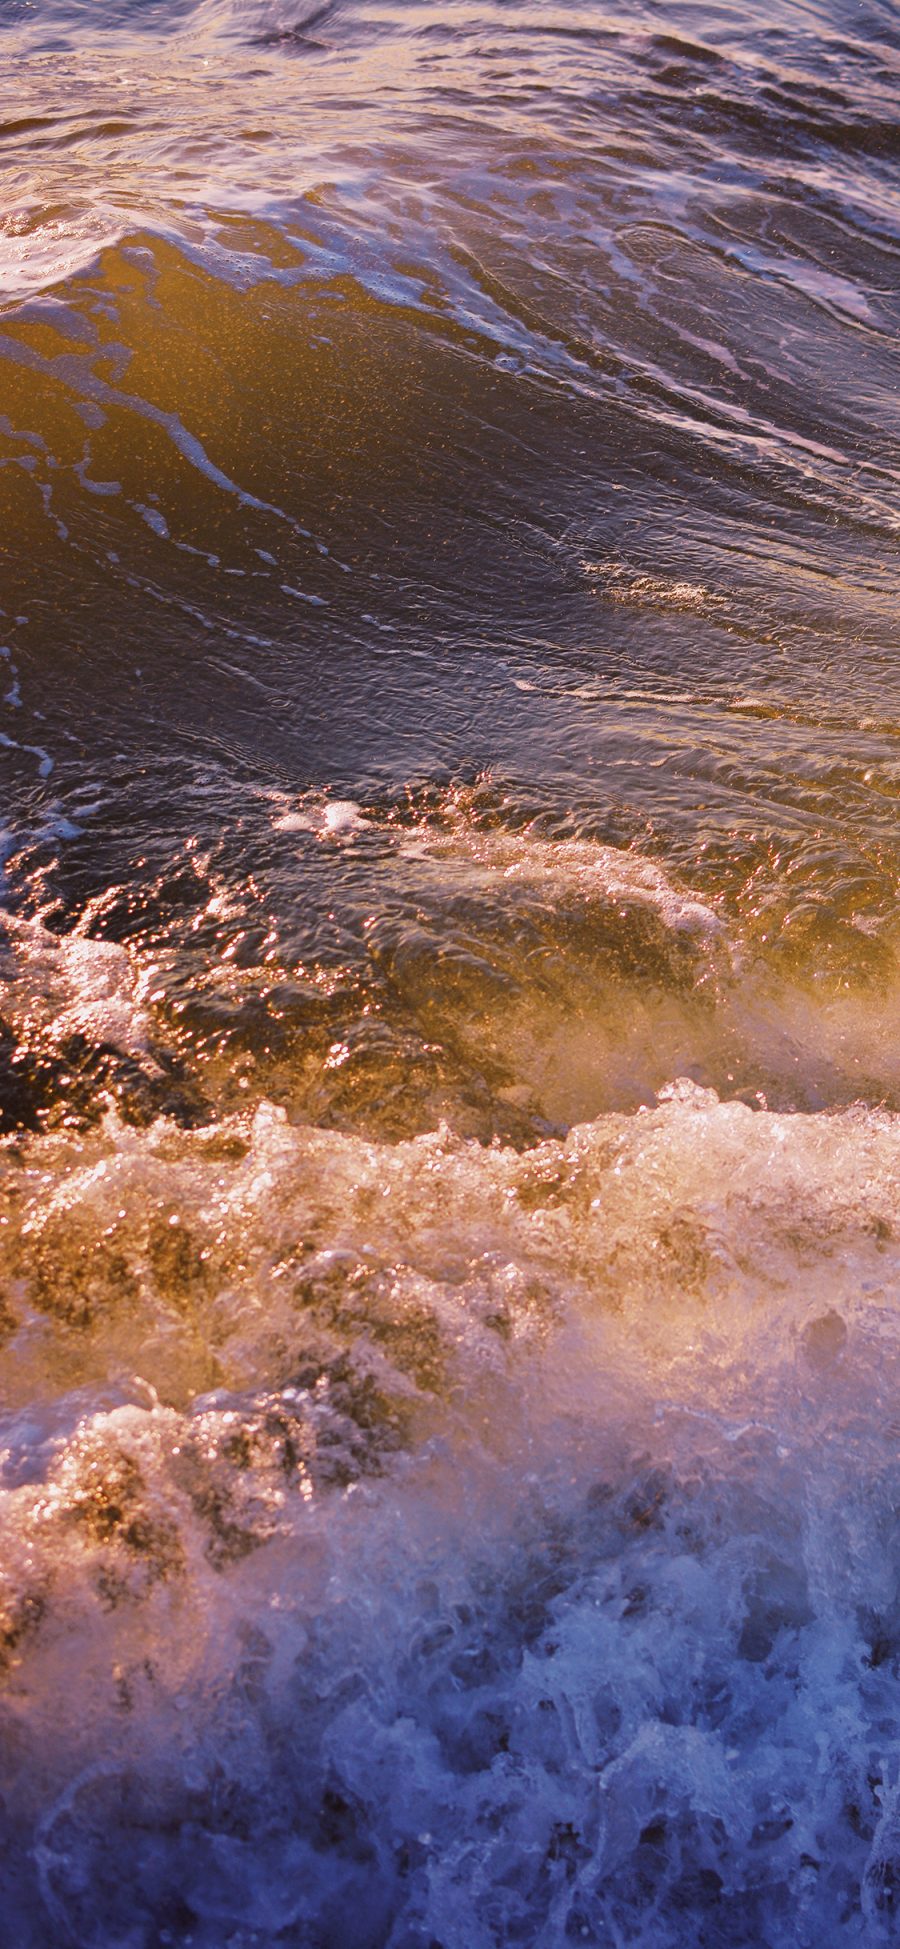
[0,0,899,1943]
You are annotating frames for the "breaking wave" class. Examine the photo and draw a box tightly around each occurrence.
[2,0,900,1939]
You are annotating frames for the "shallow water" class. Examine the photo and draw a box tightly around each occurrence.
[0,1,899,1942]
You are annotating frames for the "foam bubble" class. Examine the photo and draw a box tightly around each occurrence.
[0,917,152,1063]
[271,793,367,838]
[402,824,725,941]
[0,1086,898,1939]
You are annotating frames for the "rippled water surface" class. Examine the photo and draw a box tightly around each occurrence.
[0,0,899,1942]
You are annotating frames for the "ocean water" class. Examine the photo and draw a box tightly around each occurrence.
[0,1,899,1942]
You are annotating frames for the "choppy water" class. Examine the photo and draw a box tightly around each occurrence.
[0,0,899,1942]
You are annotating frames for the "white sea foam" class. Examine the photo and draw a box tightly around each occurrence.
[400,824,725,941]
[0,729,53,778]
[0,917,153,1062]
[0,1087,898,1939]
[271,794,723,939]
[271,792,367,838]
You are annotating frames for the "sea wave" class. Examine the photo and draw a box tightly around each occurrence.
[1,0,899,1940]
[1,1083,899,1941]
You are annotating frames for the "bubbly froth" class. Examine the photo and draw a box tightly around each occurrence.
[2,0,899,1936]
